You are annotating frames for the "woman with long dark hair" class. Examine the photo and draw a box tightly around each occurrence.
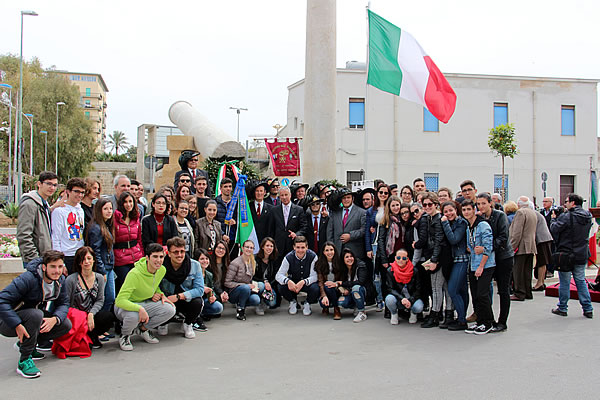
[184,194,198,230]
[194,200,222,259]
[141,193,178,251]
[316,242,343,319]
[113,191,143,295]
[87,198,115,312]
[198,248,224,329]
[175,184,191,205]
[335,248,374,323]
[252,237,279,314]
[208,239,230,306]
[65,246,115,349]
[174,200,195,258]
[365,183,390,311]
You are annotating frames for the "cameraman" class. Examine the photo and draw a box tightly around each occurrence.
[550,193,593,318]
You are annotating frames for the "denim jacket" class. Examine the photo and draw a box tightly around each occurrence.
[441,216,468,259]
[466,217,495,271]
[160,258,205,301]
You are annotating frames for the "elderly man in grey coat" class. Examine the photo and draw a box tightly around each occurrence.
[509,196,538,301]
[327,188,366,258]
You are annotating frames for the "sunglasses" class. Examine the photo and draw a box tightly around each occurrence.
[423,202,435,207]
[378,191,389,195]
[180,179,191,183]
[395,256,408,260]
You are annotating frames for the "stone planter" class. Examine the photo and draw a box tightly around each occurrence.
[0,257,24,274]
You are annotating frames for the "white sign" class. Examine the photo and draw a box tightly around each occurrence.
[351,180,375,192]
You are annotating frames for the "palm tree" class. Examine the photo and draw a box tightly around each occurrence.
[106,131,129,155]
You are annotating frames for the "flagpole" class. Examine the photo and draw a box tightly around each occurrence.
[363,3,370,180]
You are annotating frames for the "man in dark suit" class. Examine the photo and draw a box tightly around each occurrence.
[249,181,273,244]
[270,186,307,261]
[264,178,280,206]
[304,195,328,254]
[327,188,366,258]
[173,150,211,196]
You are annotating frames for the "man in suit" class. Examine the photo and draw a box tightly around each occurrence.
[249,181,273,244]
[264,178,280,206]
[270,186,307,261]
[509,196,538,301]
[174,150,211,196]
[327,188,366,258]
[541,197,554,229]
[304,195,328,254]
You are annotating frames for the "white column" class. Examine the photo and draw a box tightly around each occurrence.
[303,0,337,183]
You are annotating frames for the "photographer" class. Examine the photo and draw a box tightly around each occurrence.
[550,193,594,318]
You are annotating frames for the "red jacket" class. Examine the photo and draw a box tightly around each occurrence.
[51,308,92,359]
[113,210,143,266]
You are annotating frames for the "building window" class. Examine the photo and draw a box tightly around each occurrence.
[561,105,575,136]
[349,98,365,129]
[346,170,364,186]
[85,88,91,97]
[424,173,439,192]
[494,102,508,127]
[294,117,298,130]
[423,108,439,132]
[560,175,575,204]
[493,174,509,200]
[84,111,90,120]
[70,75,79,81]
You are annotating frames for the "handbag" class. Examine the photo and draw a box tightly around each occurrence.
[552,212,575,272]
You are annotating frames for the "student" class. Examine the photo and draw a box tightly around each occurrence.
[17,171,58,265]
[194,200,223,258]
[224,240,263,321]
[208,240,230,307]
[0,250,72,378]
[413,178,426,194]
[462,200,496,335]
[316,242,343,319]
[384,248,423,325]
[141,194,178,250]
[198,248,224,330]
[400,185,414,205]
[253,237,279,314]
[174,200,195,258]
[81,177,101,231]
[215,178,236,245]
[175,181,191,205]
[114,243,176,351]
[129,179,147,216]
[334,248,373,323]
[276,236,320,316]
[184,194,199,229]
[113,192,143,294]
[194,175,210,219]
[87,198,115,312]
[65,247,115,349]
[51,177,86,273]
[159,237,205,339]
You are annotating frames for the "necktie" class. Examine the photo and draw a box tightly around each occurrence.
[284,205,289,226]
[257,202,261,217]
[342,208,349,228]
[313,216,319,250]
[192,170,196,180]
[273,197,277,206]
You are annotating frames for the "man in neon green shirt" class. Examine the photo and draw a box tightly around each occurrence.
[114,243,176,351]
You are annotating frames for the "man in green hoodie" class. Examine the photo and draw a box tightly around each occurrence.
[114,243,176,351]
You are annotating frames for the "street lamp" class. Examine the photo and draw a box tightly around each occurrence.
[23,113,34,175]
[0,83,13,200]
[55,101,65,173]
[229,107,248,142]
[17,10,38,200]
[40,130,48,171]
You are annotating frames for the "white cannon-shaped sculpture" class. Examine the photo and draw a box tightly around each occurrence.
[168,100,245,159]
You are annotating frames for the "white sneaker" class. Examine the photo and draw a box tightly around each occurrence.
[136,328,159,344]
[289,300,298,315]
[157,325,169,336]
[409,312,418,324]
[303,302,312,316]
[255,304,265,316]
[119,335,133,351]
[353,311,367,323]
[390,313,399,325]
[182,323,195,339]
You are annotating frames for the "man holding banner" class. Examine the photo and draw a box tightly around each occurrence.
[224,175,260,255]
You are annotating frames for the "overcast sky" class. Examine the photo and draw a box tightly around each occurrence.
[1,0,599,148]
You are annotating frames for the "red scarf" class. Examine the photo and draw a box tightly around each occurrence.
[391,259,414,284]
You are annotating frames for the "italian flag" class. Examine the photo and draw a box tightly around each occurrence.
[367,10,456,124]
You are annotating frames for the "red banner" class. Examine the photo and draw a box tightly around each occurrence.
[265,139,300,177]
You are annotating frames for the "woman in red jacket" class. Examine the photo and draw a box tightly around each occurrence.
[113,192,143,295]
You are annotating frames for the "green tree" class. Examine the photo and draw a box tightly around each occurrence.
[106,130,129,156]
[125,145,137,162]
[0,54,96,182]
[488,123,518,202]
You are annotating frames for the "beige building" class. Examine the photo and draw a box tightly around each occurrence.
[56,71,109,150]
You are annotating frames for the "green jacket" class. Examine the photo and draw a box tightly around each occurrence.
[115,257,166,312]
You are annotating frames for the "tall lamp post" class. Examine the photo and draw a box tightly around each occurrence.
[17,10,38,200]
[40,130,48,171]
[0,83,13,200]
[55,102,66,173]
[23,113,34,175]
[229,106,248,142]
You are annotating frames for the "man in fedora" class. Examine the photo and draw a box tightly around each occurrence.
[327,188,366,258]
[174,150,211,196]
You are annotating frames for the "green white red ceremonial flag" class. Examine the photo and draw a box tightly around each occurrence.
[367,10,456,123]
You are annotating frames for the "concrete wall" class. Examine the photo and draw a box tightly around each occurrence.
[281,70,598,204]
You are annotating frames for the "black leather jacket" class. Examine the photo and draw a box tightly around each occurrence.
[551,206,592,264]
[483,209,513,261]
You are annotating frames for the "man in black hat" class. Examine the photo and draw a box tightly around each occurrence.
[264,178,280,206]
[291,182,309,204]
[303,195,328,254]
[327,188,366,257]
[249,181,273,244]
[358,188,376,210]
[174,150,211,196]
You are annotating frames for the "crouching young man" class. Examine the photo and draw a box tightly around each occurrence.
[276,236,320,316]
[114,243,176,351]
[0,250,72,378]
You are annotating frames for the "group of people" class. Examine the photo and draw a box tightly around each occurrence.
[0,155,596,378]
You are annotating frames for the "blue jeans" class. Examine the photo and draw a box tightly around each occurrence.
[319,286,339,308]
[338,285,366,311]
[257,282,277,307]
[228,284,261,309]
[448,261,469,323]
[557,263,593,313]
[102,269,115,312]
[203,299,224,316]
[385,294,424,314]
